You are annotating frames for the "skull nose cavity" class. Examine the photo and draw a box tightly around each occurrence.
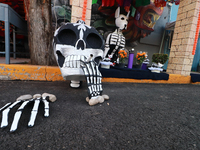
[76,39,86,50]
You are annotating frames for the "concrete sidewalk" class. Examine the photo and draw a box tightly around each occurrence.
[0,63,198,84]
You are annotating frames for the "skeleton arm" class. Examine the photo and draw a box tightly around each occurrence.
[0,93,56,132]
[81,59,109,106]
[103,33,111,60]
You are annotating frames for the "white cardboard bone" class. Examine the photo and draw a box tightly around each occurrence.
[42,93,57,102]
[16,94,32,101]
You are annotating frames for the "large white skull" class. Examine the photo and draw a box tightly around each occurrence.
[53,20,104,81]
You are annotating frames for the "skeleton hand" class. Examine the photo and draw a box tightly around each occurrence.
[81,57,109,106]
[0,93,56,132]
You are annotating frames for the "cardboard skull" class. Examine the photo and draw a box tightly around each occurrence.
[53,20,104,81]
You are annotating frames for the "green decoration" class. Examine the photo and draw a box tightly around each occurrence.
[152,53,169,64]
[92,20,106,29]
[135,0,150,7]
[131,6,136,17]
[57,7,66,17]
[105,17,115,26]
[92,0,98,4]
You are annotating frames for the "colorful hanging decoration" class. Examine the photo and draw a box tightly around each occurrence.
[131,6,136,17]
[98,0,164,43]
[135,0,150,7]
[154,0,166,7]
[124,0,132,7]
[135,11,140,20]
[124,0,132,12]
[154,0,180,7]
[192,9,200,55]
[101,0,136,9]
[92,0,98,4]
[101,0,180,8]
[116,0,124,7]
[101,0,116,7]
[81,0,88,21]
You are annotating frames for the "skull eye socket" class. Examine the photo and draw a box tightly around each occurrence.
[86,33,103,49]
[57,29,77,45]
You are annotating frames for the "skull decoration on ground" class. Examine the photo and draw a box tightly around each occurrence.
[53,20,109,105]
[53,20,104,84]
[103,7,130,63]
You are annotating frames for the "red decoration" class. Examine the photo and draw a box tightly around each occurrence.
[81,0,88,21]
[101,0,132,8]
[102,0,115,7]
[116,0,124,7]
[154,0,167,7]
[154,0,180,7]
[192,9,200,55]
[175,0,180,5]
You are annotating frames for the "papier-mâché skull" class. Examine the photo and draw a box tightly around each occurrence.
[53,20,104,81]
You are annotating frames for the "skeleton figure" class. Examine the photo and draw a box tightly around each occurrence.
[53,20,109,105]
[104,7,130,62]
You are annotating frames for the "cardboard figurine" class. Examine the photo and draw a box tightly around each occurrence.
[103,7,130,63]
[0,93,56,132]
[53,20,109,105]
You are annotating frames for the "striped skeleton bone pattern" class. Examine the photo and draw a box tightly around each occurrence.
[0,93,56,132]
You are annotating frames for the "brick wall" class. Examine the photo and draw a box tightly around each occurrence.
[70,0,92,25]
[167,0,200,76]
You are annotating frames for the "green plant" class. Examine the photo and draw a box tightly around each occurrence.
[152,53,168,64]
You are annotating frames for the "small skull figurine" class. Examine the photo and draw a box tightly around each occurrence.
[53,20,105,87]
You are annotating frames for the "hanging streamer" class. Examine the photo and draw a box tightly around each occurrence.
[82,0,88,21]
[154,0,166,7]
[135,0,150,7]
[192,9,200,55]
[116,0,124,6]
[92,0,98,4]
[154,0,180,7]
[124,0,132,12]
[102,0,115,7]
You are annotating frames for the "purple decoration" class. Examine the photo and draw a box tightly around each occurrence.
[141,63,147,70]
[123,0,132,7]
[135,11,140,21]
[128,53,134,69]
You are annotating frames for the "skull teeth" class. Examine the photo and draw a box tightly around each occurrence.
[63,55,87,68]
